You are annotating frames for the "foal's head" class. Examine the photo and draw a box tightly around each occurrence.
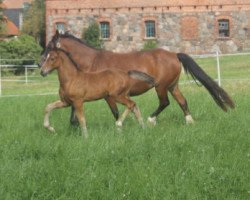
[39,30,61,68]
[40,51,60,77]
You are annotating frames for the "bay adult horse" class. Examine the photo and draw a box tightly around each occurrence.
[40,49,156,138]
[39,31,235,125]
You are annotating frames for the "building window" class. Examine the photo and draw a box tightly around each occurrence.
[100,22,110,39]
[56,22,65,33]
[218,19,230,37]
[23,2,30,11]
[145,20,156,38]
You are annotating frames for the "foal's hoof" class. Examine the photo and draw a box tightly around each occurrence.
[185,115,194,124]
[147,117,157,126]
[45,126,56,133]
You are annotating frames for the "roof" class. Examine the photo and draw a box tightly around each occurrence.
[3,0,32,9]
[1,16,19,36]
[46,0,250,9]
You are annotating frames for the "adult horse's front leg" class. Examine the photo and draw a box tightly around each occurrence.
[70,106,79,126]
[148,86,170,125]
[44,100,69,132]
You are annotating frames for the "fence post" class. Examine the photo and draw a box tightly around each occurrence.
[25,66,28,84]
[0,64,1,97]
[216,49,221,86]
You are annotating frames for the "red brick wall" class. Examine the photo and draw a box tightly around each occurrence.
[45,0,250,53]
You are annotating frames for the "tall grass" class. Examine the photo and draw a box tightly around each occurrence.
[0,81,249,199]
[0,54,249,199]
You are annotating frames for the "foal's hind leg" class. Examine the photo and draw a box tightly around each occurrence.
[170,85,194,124]
[132,105,145,128]
[148,86,170,125]
[114,95,144,128]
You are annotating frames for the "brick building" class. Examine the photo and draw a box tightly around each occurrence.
[46,0,250,54]
[3,0,32,30]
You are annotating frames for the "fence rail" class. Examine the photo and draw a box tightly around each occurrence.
[0,51,250,97]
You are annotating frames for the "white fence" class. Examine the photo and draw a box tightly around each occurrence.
[0,51,250,97]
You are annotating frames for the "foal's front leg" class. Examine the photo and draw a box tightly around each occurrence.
[44,100,69,132]
[73,101,88,139]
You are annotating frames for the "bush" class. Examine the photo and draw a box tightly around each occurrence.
[143,40,158,50]
[0,34,42,65]
[82,22,103,49]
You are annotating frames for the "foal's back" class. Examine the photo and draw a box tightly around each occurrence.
[77,69,132,101]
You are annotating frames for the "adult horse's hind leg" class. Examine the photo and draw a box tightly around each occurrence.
[148,86,170,125]
[170,85,194,124]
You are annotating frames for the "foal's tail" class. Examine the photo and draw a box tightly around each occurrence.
[128,70,156,87]
[177,53,235,112]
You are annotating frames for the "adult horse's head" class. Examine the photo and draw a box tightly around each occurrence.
[38,30,61,68]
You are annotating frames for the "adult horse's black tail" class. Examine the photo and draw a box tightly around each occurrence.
[177,53,235,112]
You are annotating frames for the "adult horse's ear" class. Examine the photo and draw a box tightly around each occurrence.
[55,30,60,37]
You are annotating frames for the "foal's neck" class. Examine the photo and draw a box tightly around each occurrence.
[57,52,79,86]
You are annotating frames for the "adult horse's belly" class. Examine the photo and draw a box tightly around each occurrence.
[129,81,153,96]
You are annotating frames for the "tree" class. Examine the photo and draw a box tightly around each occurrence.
[82,22,103,49]
[143,40,158,50]
[22,0,45,48]
[0,0,5,34]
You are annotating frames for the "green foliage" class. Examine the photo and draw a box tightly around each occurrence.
[22,0,45,47]
[143,40,158,50]
[0,34,42,64]
[82,22,103,49]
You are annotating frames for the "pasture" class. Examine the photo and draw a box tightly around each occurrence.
[0,54,249,199]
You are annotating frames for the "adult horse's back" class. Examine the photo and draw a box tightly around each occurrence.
[40,31,235,125]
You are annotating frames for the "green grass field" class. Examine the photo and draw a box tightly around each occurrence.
[0,55,250,199]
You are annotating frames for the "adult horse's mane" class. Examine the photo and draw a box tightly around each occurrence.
[59,32,101,51]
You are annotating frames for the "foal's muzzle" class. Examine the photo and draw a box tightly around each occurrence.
[40,70,47,77]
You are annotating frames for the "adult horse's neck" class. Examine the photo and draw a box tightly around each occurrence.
[60,37,99,70]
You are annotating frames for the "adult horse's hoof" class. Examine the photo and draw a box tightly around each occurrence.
[147,117,157,126]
